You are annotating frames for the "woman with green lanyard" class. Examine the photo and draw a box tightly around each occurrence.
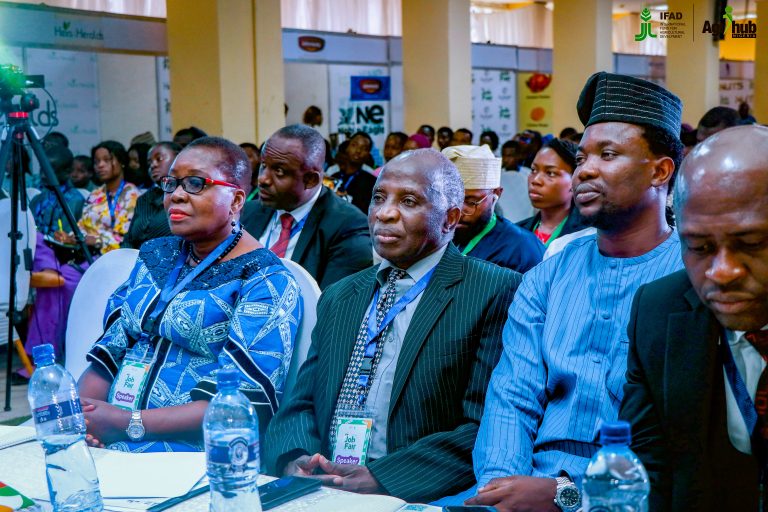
[518,138,587,248]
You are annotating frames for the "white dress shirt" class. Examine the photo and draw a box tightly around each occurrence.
[258,186,322,259]
[364,244,447,460]
[724,326,768,454]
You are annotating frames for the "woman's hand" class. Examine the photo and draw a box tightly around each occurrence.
[53,231,76,245]
[82,398,130,446]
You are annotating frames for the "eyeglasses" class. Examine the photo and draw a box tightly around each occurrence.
[462,193,493,215]
[160,175,240,195]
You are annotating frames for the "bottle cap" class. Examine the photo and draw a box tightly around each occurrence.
[217,368,240,391]
[600,420,631,445]
[32,344,55,366]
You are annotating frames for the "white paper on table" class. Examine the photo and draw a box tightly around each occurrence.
[90,449,206,498]
[0,425,36,450]
[0,442,205,501]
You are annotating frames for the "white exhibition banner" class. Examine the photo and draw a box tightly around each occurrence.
[472,69,518,152]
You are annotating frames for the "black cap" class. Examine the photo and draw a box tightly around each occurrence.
[577,72,683,140]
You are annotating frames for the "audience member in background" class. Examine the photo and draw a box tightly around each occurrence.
[444,145,543,273]
[123,142,181,249]
[417,124,435,146]
[696,106,740,143]
[403,133,431,151]
[173,126,207,148]
[479,130,500,155]
[332,131,377,213]
[738,101,757,124]
[302,105,323,128]
[559,127,577,140]
[680,123,698,157]
[79,137,300,452]
[383,132,408,162]
[454,72,685,511]
[437,126,453,150]
[451,128,473,146]
[126,142,153,191]
[513,129,543,168]
[242,125,372,289]
[265,149,520,503]
[620,125,768,511]
[71,155,96,191]
[56,141,139,254]
[42,131,69,150]
[518,138,587,248]
[500,140,528,174]
[240,142,261,201]
[30,145,84,237]
[21,145,87,375]
[497,140,536,223]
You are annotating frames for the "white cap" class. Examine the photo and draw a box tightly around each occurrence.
[441,144,501,190]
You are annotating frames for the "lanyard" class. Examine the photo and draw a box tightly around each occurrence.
[461,214,497,256]
[264,212,308,250]
[106,180,126,228]
[721,331,759,437]
[342,171,359,191]
[356,266,436,392]
[142,232,238,334]
[533,215,568,248]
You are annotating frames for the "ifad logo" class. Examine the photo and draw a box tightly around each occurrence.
[635,8,658,41]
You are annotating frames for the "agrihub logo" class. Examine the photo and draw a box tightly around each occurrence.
[702,5,757,38]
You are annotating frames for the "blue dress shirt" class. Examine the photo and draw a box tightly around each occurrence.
[474,232,683,490]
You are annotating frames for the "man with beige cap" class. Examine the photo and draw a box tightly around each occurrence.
[443,145,544,273]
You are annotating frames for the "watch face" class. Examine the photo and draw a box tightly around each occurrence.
[127,422,145,441]
[558,487,581,508]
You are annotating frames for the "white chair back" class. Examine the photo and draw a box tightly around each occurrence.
[0,198,37,346]
[280,258,321,402]
[65,248,139,381]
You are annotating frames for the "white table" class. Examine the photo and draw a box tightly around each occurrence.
[0,436,439,512]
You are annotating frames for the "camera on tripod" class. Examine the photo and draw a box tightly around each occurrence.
[0,64,45,114]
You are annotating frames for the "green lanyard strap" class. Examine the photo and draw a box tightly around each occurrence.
[461,214,497,256]
[534,215,568,247]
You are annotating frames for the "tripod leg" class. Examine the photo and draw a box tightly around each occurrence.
[3,126,23,411]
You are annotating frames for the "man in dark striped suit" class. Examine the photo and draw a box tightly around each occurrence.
[264,148,521,503]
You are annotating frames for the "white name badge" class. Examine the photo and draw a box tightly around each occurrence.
[331,416,373,466]
[109,360,151,411]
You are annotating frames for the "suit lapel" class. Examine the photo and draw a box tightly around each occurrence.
[244,201,273,238]
[664,287,720,450]
[388,244,464,413]
[291,188,327,263]
[325,269,378,410]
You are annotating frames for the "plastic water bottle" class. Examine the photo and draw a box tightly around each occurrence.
[204,368,262,512]
[27,344,103,512]
[583,421,650,512]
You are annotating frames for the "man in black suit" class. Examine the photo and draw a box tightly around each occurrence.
[241,125,372,289]
[264,149,521,503]
[620,125,768,510]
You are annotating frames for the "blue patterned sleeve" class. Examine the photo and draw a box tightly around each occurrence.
[191,263,302,416]
[473,263,550,488]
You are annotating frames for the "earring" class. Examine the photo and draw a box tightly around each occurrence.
[231,219,238,234]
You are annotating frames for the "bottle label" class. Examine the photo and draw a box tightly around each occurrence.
[208,437,258,470]
[33,399,82,425]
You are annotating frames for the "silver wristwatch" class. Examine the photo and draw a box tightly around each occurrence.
[554,476,581,512]
[126,410,145,441]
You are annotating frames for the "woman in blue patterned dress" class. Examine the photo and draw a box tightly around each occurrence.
[77,137,302,453]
